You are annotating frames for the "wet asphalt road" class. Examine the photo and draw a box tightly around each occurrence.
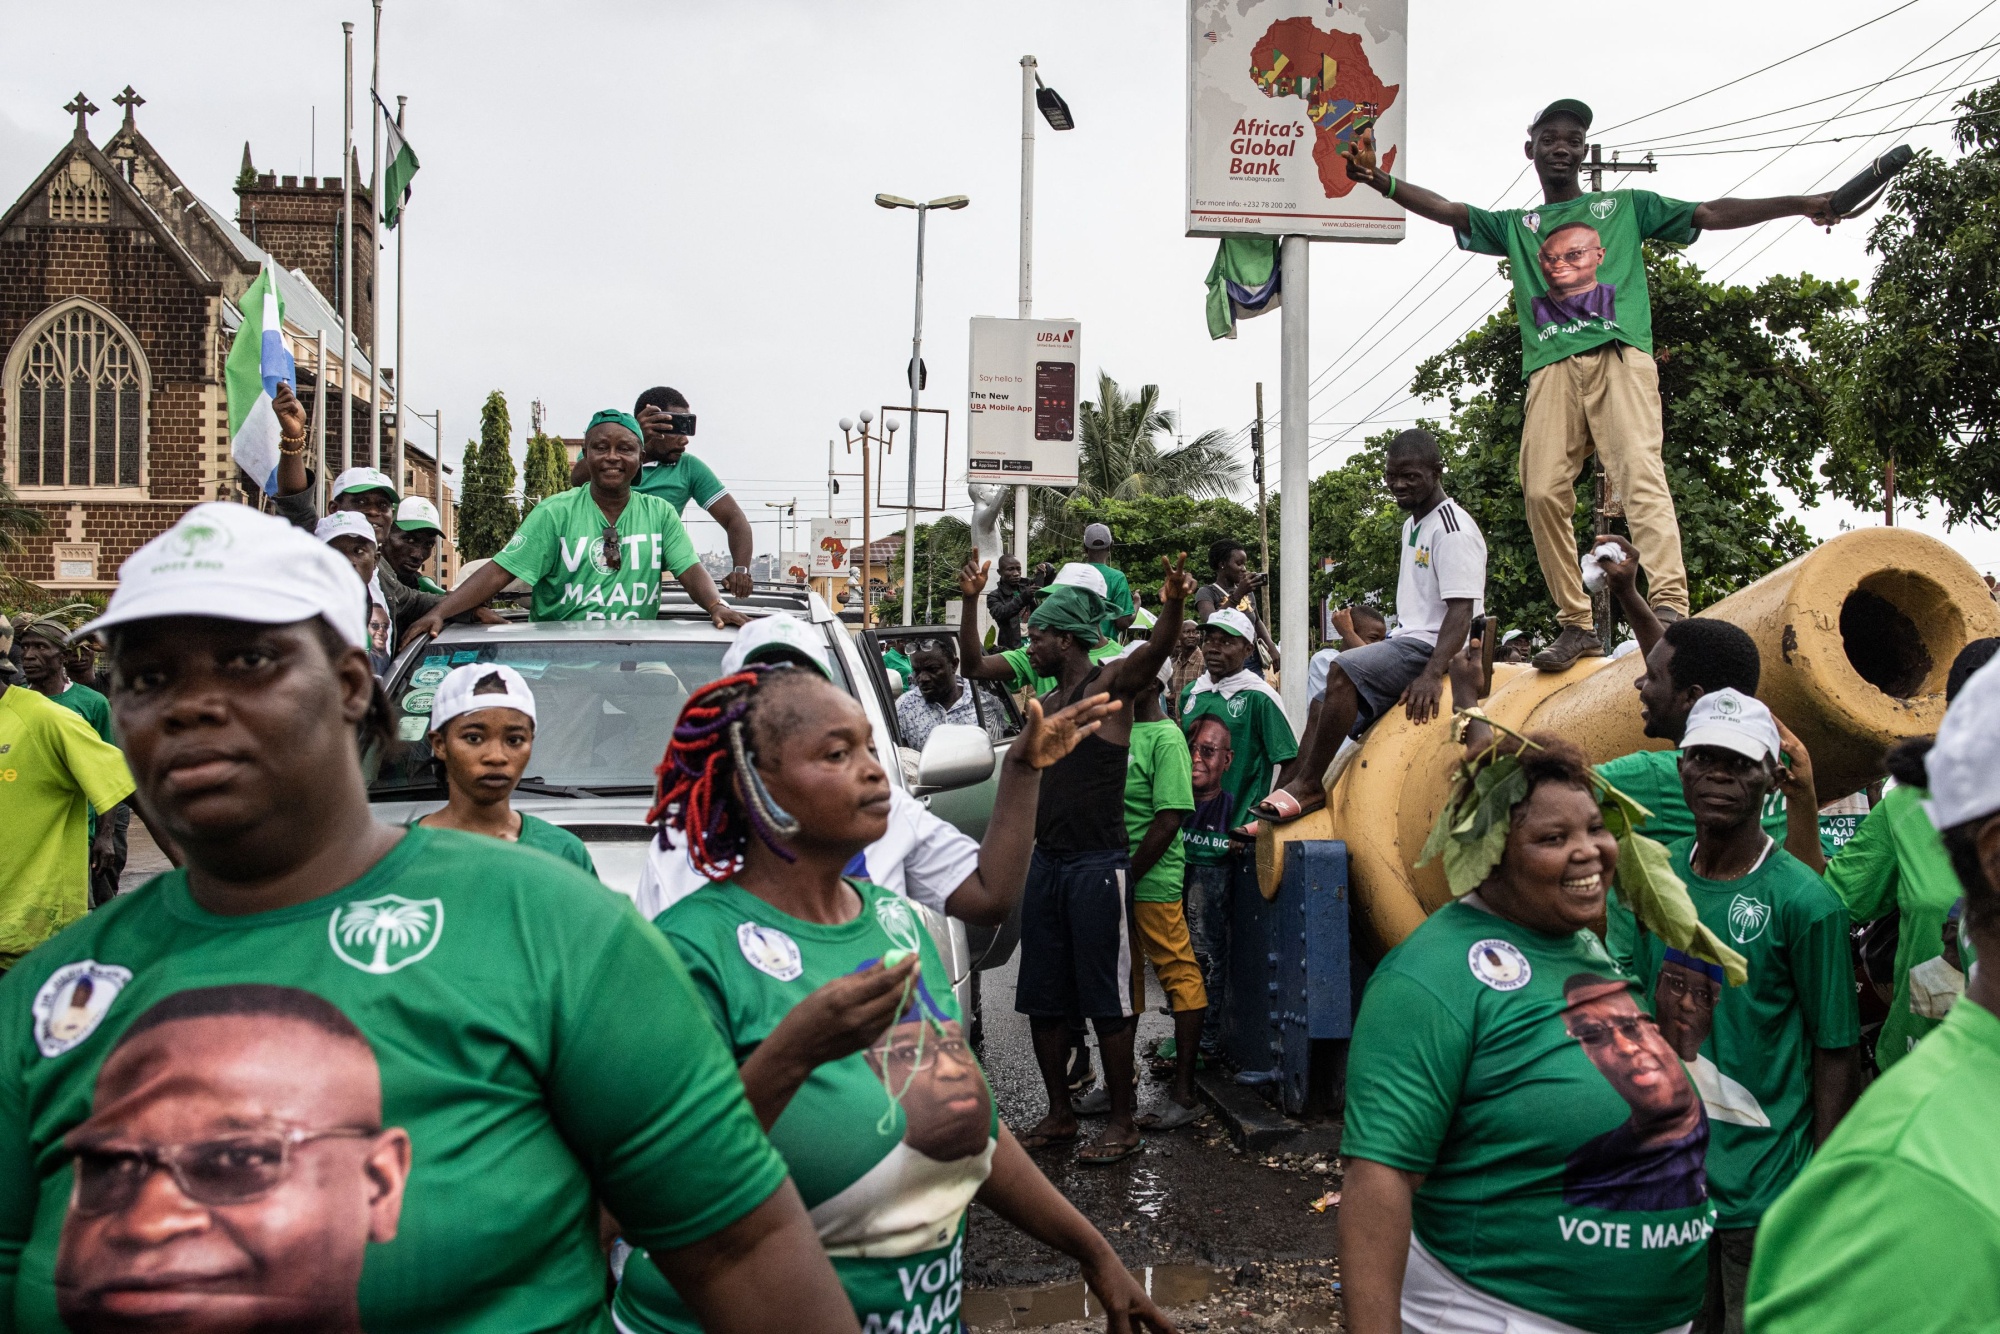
[964,952,1343,1289]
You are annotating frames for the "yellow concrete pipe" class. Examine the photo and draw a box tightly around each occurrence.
[1257,526,2000,955]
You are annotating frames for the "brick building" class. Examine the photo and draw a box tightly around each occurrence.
[0,89,455,593]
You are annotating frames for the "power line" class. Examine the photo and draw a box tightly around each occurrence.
[1629,74,2000,153]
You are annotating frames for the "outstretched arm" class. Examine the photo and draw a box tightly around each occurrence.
[956,559,1020,682]
[409,560,517,641]
[1694,194,1836,230]
[1339,126,1469,232]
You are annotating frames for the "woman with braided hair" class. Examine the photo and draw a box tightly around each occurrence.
[615,664,1177,1334]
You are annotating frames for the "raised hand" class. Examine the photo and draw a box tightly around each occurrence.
[273,380,308,441]
[1010,692,1121,771]
[1158,553,1197,607]
[1340,125,1381,186]
[959,557,991,601]
[1771,714,1818,802]
[1591,533,1642,597]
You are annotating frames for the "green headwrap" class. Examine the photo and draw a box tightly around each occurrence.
[586,408,644,441]
[1418,713,1749,986]
[1027,583,1112,648]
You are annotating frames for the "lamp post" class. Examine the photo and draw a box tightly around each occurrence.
[875,192,967,626]
[839,410,899,627]
[765,499,798,581]
[1016,57,1074,566]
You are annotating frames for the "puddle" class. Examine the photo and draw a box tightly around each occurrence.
[1126,1162,1167,1221]
[967,1265,1316,1329]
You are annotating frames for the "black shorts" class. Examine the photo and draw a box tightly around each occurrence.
[1015,847,1138,1021]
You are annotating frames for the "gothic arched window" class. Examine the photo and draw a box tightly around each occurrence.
[10,304,145,488]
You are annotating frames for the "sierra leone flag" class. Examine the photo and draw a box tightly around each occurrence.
[377,92,419,228]
[224,264,296,494]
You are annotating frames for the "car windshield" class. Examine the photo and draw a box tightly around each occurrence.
[368,637,734,798]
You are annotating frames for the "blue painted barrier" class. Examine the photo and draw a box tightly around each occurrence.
[1222,840,1351,1115]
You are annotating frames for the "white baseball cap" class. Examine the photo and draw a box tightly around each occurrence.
[1680,688,1780,763]
[720,613,832,680]
[1204,608,1254,641]
[429,663,538,732]
[315,512,377,547]
[77,502,370,649]
[395,496,444,533]
[1931,655,2000,829]
[1047,562,1108,598]
[330,466,399,500]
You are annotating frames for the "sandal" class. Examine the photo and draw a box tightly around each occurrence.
[1250,788,1326,824]
[1077,1136,1145,1165]
[1019,1127,1080,1151]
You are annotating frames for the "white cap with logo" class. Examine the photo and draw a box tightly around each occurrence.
[1047,562,1108,598]
[395,496,444,533]
[1204,608,1254,641]
[720,613,833,680]
[429,663,539,732]
[315,512,377,546]
[1680,688,1781,763]
[1931,655,2000,829]
[78,503,370,649]
[330,466,399,500]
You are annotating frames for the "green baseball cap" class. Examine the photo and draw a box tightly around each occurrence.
[1529,99,1593,132]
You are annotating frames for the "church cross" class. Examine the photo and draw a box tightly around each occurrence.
[113,86,144,128]
[64,93,98,137]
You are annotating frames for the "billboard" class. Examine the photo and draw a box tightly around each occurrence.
[809,518,852,579]
[967,317,1081,487]
[1186,0,1407,241]
[780,552,810,585]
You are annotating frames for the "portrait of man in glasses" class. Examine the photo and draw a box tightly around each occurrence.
[1654,948,1771,1128]
[55,984,411,1334]
[1529,221,1618,333]
[1558,973,1709,1212]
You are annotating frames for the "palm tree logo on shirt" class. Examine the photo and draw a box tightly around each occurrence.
[1727,895,1770,946]
[329,896,446,975]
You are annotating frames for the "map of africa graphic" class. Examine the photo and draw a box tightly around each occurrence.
[1249,17,1400,198]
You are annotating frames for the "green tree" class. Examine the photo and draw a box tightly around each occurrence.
[0,477,49,601]
[1359,244,1855,633]
[521,429,571,510]
[456,391,520,561]
[1030,494,1260,606]
[874,517,974,625]
[1028,373,1245,550]
[1819,83,2000,525]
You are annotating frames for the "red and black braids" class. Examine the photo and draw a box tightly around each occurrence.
[648,666,802,882]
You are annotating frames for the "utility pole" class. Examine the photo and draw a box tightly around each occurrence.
[1279,238,1310,728]
[1583,143,1656,193]
[340,22,354,478]
[311,330,327,508]
[1253,382,1270,630]
[1884,453,1897,526]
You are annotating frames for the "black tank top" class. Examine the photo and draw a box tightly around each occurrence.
[1034,665,1130,856]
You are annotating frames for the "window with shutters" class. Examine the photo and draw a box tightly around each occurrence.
[9,303,147,489]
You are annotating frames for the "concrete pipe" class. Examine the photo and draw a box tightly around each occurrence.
[1257,526,2000,954]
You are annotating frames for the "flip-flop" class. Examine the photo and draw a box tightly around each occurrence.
[1230,819,1262,839]
[1250,788,1326,824]
[1136,1100,1204,1131]
[1077,1136,1146,1165]
[1019,1127,1080,1151]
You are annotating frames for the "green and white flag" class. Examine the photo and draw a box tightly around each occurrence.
[375,92,419,228]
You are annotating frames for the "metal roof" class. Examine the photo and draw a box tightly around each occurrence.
[201,196,373,380]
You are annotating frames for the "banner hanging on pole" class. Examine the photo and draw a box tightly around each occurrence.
[966,316,1081,486]
[1186,0,1407,241]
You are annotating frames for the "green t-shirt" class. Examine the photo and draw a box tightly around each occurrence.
[1597,748,1790,848]
[995,640,1120,696]
[47,683,115,843]
[0,826,788,1333]
[1093,562,1134,642]
[1343,900,1713,1334]
[632,452,728,516]
[1124,720,1195,903]
[1821,785,1962,1069]
[1457,189,1701,379]
[494,486,701,622]
[0,688,134,960]
[516,812,597,877]
[1745,998,2000,1333]
[1609,840,1858,1228]
[617,879,998,1334]
[883,648,914,687]
[1176,680,1299,865]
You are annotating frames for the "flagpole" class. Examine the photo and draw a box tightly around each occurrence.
[393,94,407,502]
[340,21,354,480]
[312,329,327,507]
[369,0,384,472]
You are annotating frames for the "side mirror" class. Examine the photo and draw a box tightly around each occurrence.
[914,724,996,794]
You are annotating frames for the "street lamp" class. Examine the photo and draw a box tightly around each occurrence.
[839,410,898,627]
[876,193,969,625]
[1015,56,1076,568]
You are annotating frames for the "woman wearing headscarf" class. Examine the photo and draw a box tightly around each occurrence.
[0,503,854,1334]
[1340,707,1743,1334]
[612,662,1175,1334]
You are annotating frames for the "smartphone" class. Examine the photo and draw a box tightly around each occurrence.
[643,409,696,438]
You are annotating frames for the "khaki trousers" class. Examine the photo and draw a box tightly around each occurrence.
[1520,344,1689,628]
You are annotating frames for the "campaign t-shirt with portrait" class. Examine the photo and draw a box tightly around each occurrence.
[0,826,787,1334]
[1608,839,1859,1229]
[1176,674,1298,865]
[493,486,701,622]
[1392,498,1486,647]
[633,451,729,516]
[1124,720,1196,903]
[1343,899,1713,1334]
[616,879,998,1334]
[1596,748,1790,848]
[1457,189,1702,379]
[0,688,135,962]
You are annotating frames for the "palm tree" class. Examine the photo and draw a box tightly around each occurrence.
[1027,372,1244,543]
[0,478,48,601]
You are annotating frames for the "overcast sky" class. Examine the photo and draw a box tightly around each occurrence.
[5,0,1996,570]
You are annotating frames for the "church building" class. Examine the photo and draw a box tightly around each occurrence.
[0,89,455,592]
